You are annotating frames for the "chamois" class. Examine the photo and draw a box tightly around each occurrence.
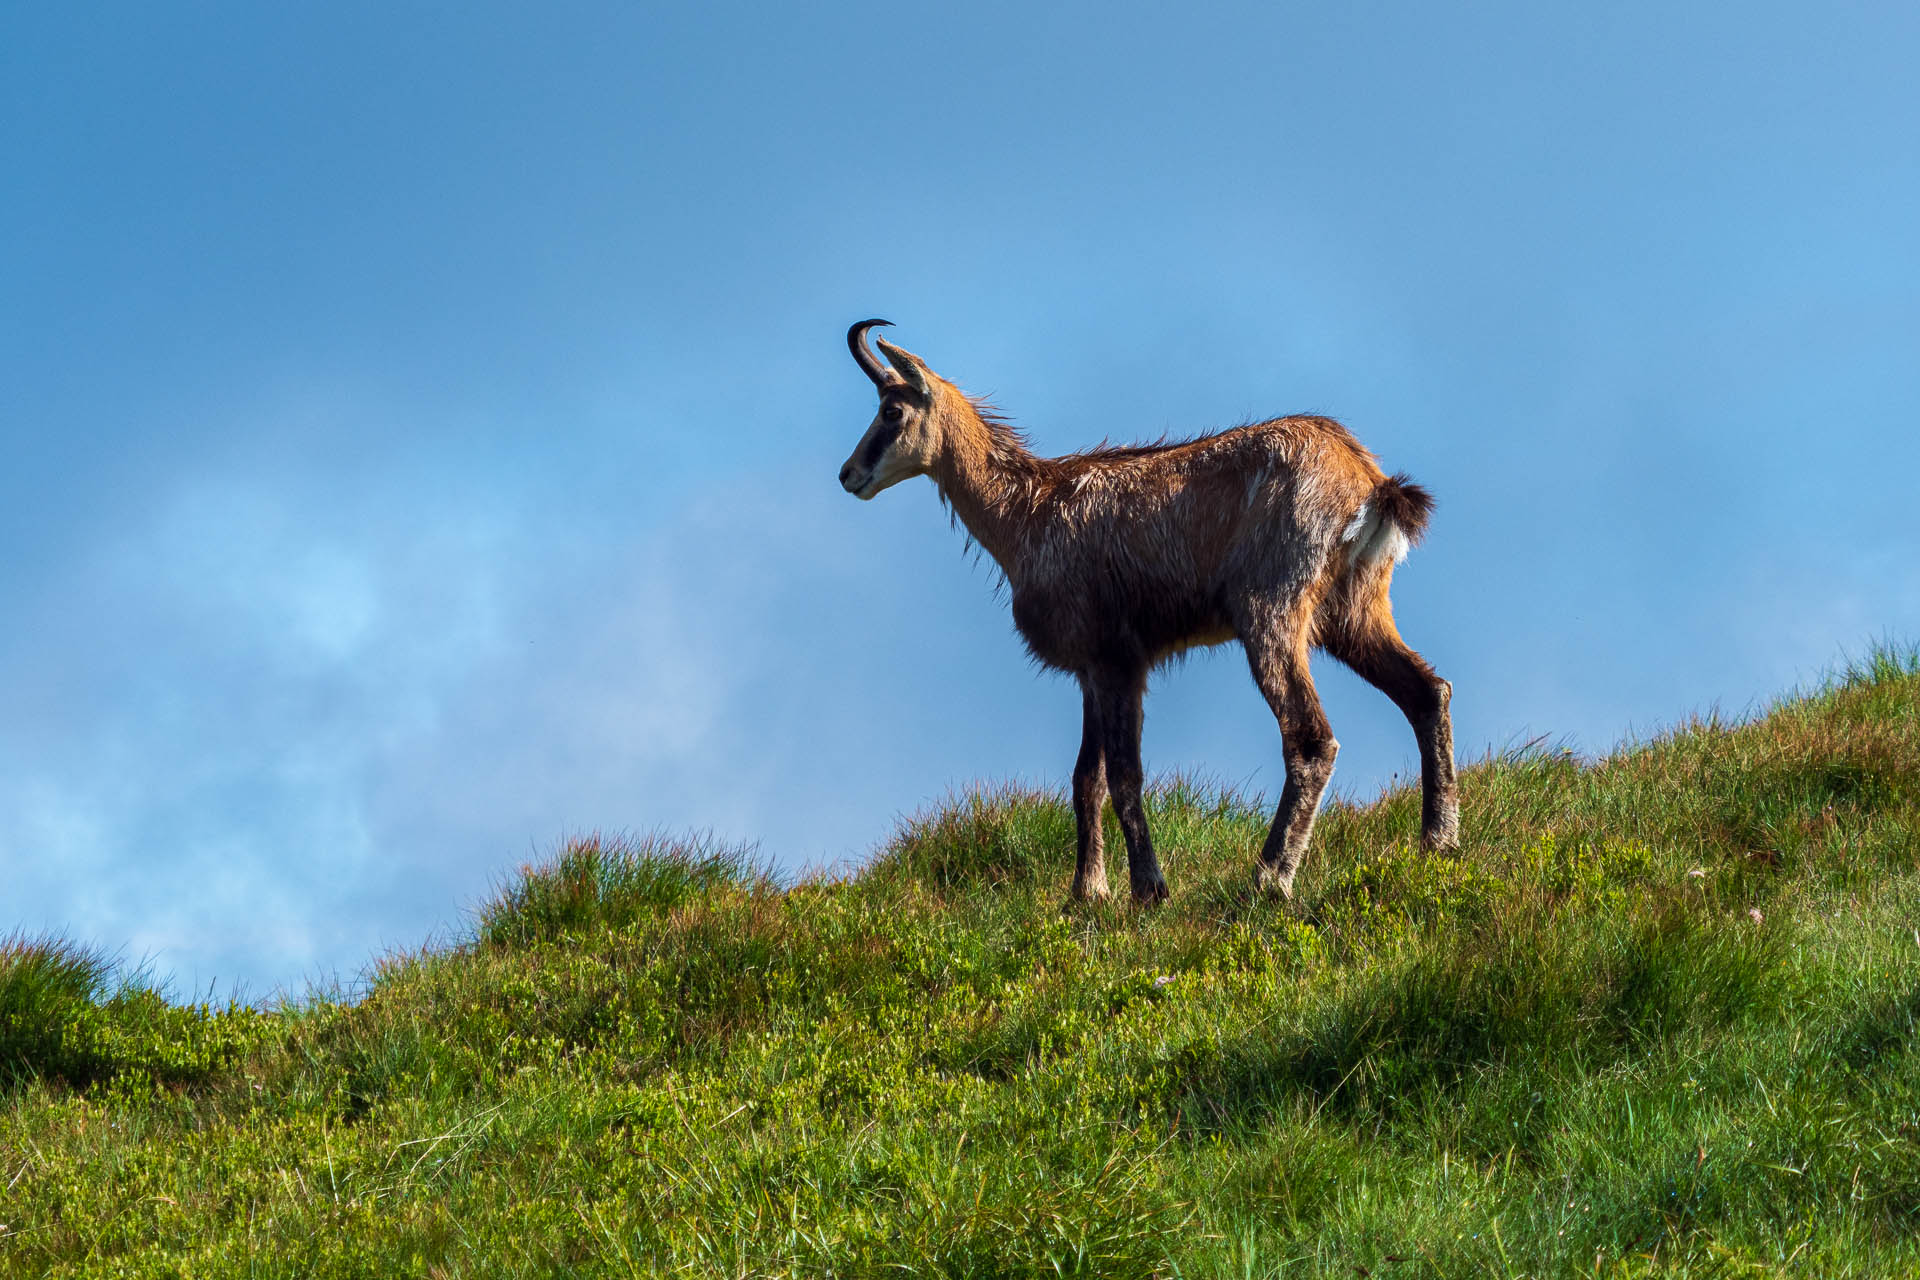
[838,320,1458,903]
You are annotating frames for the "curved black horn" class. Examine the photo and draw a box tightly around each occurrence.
[847,318,897,387]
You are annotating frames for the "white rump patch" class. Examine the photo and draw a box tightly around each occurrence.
[1340,500,1412,568]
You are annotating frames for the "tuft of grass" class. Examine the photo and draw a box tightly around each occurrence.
[0,934,111,1088]
[1,934,268,1095]
[866,782,1080,891]
[475,831,756,947]
[1834,636,1920,690]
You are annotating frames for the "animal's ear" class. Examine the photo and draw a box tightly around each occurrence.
[875,339,934,397]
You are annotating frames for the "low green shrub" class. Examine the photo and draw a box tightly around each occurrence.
[2,933,267,1094]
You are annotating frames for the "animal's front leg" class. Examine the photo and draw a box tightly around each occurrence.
[1091,667,1168,905]
[1069,681,1111,901]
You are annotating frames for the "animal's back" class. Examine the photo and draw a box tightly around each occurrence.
[1008,416,1383,668]
[1072,416,1384,590]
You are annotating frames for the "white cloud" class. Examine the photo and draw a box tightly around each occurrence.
[0,443,937,995]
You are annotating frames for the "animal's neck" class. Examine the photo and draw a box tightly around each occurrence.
[930,403,1040,574]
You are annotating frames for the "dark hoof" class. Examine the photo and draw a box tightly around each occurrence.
[1062,883,1110,913]
[1251,861,1296,899]
[1131,878,1170,906]
[1421,805,1461,852]
[1068,873,1111,902]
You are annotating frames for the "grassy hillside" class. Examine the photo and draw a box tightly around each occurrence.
[5,650,1920,1277]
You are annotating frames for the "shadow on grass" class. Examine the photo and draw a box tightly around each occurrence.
[1166,903,1790,1143]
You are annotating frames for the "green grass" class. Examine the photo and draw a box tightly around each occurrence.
[5,648,1920,1276]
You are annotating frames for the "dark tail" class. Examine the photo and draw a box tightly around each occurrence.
[1375,472,1434,546]
[1342,472,1435,571]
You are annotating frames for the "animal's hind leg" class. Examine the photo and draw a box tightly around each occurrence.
[1069,679,1111,901]
[1325,599,1459,850]
[1242,618,1339,898]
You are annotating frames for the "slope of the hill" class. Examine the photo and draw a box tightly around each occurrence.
[4,649,1920,1277]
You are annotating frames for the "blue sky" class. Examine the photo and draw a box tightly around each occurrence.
[4,3,1917,997]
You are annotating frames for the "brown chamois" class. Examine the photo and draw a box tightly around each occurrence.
[838,320,1458,904]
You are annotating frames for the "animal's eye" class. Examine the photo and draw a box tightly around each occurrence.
[883,403,905,422]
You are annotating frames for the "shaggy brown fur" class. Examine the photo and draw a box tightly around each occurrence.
[840,321,1458,903]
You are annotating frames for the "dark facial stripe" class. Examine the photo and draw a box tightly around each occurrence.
[860,423,900,470]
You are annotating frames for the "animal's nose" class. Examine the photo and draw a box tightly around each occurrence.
[839,463,855,487]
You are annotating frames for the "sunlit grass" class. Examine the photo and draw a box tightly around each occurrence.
[4,644,1919,1276]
